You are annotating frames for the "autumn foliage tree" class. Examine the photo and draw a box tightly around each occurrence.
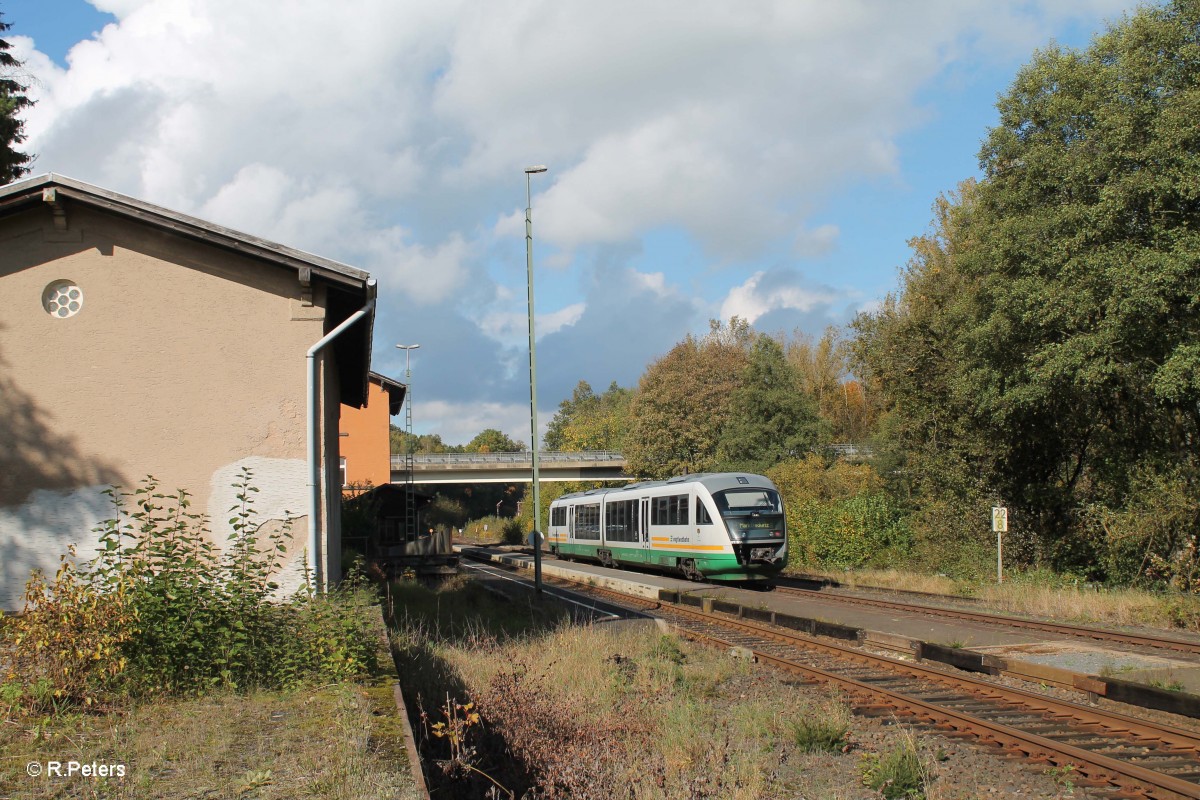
[623,318,755,479]
[787,327,876,443]
[543,380,633,452]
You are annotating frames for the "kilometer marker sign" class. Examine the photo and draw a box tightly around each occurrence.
[992,506,1008,533]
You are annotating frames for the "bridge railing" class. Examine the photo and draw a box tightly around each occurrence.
[390,450,625,470]
[388,446,871,471]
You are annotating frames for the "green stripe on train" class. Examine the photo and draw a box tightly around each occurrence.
[552,542,781,582]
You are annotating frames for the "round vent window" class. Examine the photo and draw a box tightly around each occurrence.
[43,280,83,319]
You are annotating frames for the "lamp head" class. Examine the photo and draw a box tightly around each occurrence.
[525,165,548,174]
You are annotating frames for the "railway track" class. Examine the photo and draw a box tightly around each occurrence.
[771,580,1200,657]
[468,556,1200,799]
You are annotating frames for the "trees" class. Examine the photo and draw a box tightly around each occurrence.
[0,12,32,183]
[971,0,1200,572]
[787,327,876,443]
[716,335,821,473]
[464,428,525,454]
[852,181,998,571]
[855,0,1200,579]
[543,380,633,452]
[389,427,461,455]
[623,318,754,479]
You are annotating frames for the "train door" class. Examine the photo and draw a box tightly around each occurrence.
[568,505,576,541]
[639,497,651,550]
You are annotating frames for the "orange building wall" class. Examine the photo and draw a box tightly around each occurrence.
[339,380,394,490]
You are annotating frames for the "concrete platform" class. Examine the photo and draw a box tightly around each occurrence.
[455,546,1200,705]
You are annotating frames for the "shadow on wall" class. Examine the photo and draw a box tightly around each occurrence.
[0,331,126,609]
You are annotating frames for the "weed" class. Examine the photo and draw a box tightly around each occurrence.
[422,693,513,797]
[650,634,687,665]
[235,768,273,794]
[791,714,850,753]
[862,732,928,799]
[1150,678,1187,693]
[2,472,379,717]
[1098,663,1138,678]
[1045,763,1077,791]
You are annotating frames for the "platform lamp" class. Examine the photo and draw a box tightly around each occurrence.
[525,164,548,593]
[396,343,420,542]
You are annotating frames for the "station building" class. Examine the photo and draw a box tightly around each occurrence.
[0,174,377,609]
[339,371,405,492]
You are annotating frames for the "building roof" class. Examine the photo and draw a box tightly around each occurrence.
[369,371,407,416]
[0,173,377,407]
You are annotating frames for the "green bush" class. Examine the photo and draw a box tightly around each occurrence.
[768,456,913,571]
[789,493,912,570]
[1088,464,1200,589]
[1,471,379,717]
[461,515,524,545]
[903,495,994,581]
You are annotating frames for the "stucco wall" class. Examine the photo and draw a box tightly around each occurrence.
[0,203,340,609]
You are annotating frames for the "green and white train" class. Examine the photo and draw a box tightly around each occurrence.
[545,473,787,583]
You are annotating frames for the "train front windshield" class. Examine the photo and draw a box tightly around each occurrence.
[713,488,785,540]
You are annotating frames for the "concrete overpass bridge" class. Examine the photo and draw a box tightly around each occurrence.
[391,451,628,484]
[388,445,869,485]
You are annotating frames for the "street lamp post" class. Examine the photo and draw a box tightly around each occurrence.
[396,344,420,542]
[525,164,548,593]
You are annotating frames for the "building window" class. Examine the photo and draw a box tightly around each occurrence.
[43,280,83,318]
[340,457,348,488]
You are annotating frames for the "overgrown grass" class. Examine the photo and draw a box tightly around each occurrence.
[861,731,928,799]
[795,566,1200,632]
[387,576,861,798]
[792,710,851,753]
[0,682,421,799]
[0,475,424,799]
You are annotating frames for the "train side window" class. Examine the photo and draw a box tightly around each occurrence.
[603,499,638,542]
[697,501,712,525]
[651,494,689,525]
[576,503,601,540]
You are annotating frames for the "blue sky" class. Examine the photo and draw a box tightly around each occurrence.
[3,0,1138,443]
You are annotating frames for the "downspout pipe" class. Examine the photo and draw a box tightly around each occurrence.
[307,291,376,593]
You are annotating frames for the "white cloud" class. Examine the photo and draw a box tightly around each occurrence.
[416,400,540,447]
[12,0,1132,422]
[720,269,841,325]
[480,302,586,343]
[794,224,840,258]
[365,231,474,305]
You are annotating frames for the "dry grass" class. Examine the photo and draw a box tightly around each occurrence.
[973,582,1200,630]
[806,568,963,596]
[799,567,1200,631]
[435,621,854,798]
[387,576,1088,799]
[0,682,422,799]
